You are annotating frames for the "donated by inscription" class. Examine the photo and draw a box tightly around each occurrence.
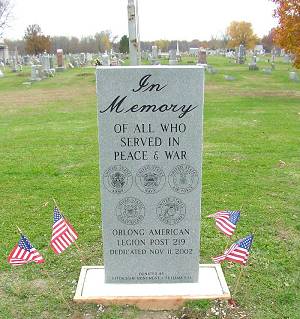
[135,165,166,193]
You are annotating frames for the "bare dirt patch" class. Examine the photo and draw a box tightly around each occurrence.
[276,227,295,242]
[31,278,48,292]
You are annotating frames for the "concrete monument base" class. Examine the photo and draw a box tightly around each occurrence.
[74,265,230,310]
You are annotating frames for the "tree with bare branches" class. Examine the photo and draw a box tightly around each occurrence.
[0,0,12,37]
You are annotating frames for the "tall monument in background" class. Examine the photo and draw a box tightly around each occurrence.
[127,0,141,65]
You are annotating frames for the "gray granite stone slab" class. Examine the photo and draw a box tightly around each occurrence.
[96,66,204,283]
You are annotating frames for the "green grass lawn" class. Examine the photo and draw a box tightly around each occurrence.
[0,57,299,319]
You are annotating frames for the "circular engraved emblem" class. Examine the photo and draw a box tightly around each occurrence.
[135,165,166,194]
[156,197,186,225]
[103,165,133,194]
[168,164,199,194]
[116,197,145,225]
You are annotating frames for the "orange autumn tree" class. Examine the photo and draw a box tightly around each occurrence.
[226,21,258,49]
[272,0,300,68]
[24,24,51,55]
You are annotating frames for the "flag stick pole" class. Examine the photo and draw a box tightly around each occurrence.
[232,265,245,297]
[1,250,7,259]
[16,225,23,235]
[224,236,231,251]
[52,197,59,209]
[32,201,49,213]
[42,267,72,311]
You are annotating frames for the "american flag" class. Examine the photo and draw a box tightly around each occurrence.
[50,206,78,254]
[8,234,45,266]
[213,234,254,265]
[208,210,240,237]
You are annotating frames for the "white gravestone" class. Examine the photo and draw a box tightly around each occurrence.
[102,53,110,66]
[169,50,177,65]
[31,65,43,81]
[152,45,158,59]
[41,52,50,71]
[96,66,204,284]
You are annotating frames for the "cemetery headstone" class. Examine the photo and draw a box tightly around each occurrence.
[271,47,276,63]
[141,51,148,61]
[111,57,119,66]
[152,46,158,58]
[224,75,235,81]
[262,67,272,74]
[289,71,299,82]
[248,55,259,71]
[283,54,291,63]
[96,66,204,284]
[236,44,246,64]
[102,53,110,66]
[41,52,51,76]
[0,70,4,78]
[86,53,93,63]
[80,52,87,65]
[56,49,65,71]
[11,57,17,72]
[197,48,207,65]
[206,65,217,74]
[31,65,42,81]
[169,49,177,65]
[23,55,30,65]
[176,41,180,59]
[151,46,159,65]
[49,56,54,69]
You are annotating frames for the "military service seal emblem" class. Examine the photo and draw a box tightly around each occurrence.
[156,197,186,225]
[103,165,133,194]
[116,197,145,225]
[135,165,166,194]
[168,164,199,194]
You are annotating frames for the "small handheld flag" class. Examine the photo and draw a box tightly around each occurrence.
[208,210,240,237]
[8,234,45,266]
[50,206,78,254]
[213,234,253,265]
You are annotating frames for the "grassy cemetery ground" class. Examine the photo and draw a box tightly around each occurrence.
[0,57,299,319]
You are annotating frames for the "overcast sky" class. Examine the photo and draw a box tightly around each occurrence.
[5,0,277,41]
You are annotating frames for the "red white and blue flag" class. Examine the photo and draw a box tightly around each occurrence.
[50,206,78,254]
[8,234,45,266]
[208,210,240,236]
[213,234,254,265]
